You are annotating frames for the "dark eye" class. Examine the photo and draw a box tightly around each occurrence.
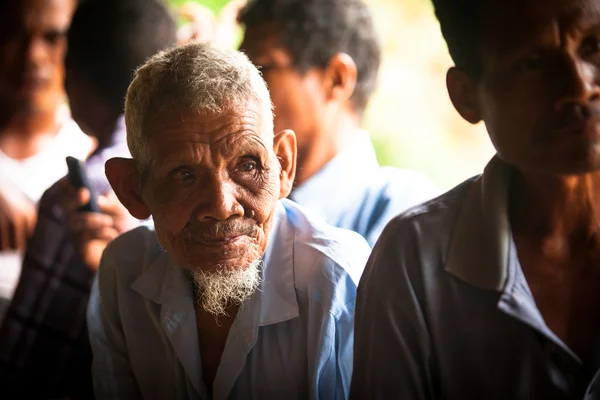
[44,30,63,45]
[180,170,195,180]
[170,167,195,183]
[518,52,544,71]
[580,36,600,60]
[239,160,257,172]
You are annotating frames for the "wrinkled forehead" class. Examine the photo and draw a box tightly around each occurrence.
[144,101,274,153]
[481,0,600,57]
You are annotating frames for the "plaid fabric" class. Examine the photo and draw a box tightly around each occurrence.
[0,119,128,399]
[0,184,95,399]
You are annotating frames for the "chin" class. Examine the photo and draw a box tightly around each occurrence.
[180,247,264,274]
[552,145,600,174]
[506,142,600,176]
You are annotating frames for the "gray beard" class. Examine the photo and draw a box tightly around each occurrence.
[192,258,263,317]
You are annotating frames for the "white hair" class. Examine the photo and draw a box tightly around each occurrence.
[192,258,263,317]
[124,41,273,173]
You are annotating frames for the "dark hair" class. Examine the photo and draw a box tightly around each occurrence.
[239,0,381,113]
[66,0,177,112]
[431,0,483,77]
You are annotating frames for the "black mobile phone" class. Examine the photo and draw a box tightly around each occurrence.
[66,156,99,212]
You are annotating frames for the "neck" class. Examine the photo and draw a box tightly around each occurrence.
[509,168,600,258]
[295,112,361,186]
[0,107,61,160]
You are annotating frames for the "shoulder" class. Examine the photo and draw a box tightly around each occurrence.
[370,167,440,208]
[280,199,371,316]
[100,221,163,281]
[361,176,476,292]
[386,174,475,231]
[352,167,441,245]
[36,179,66,219]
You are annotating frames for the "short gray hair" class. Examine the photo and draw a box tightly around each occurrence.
[124,41,273,173]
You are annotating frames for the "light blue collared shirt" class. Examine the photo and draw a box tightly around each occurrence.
[350,156,599,400]
[87,199,370,400]
[289,131,439,247]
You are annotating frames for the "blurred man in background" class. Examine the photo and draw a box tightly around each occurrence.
[0,0,92,321]
[0,0,176,397]
[239,0,439,246]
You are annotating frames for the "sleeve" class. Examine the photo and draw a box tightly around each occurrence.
[87,251,142,400]
[334,298,357,399]
[313,299,356,400]
[349,218,436,400]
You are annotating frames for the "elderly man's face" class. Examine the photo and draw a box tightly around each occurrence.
[139,103,285,273]
[453,0,600,174]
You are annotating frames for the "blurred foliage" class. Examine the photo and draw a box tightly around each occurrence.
[168,0,229,11]
[166,0,495,191]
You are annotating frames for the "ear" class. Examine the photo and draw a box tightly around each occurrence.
[323,53,357,104]
[446,67,482,124]
[105,157,151,220]
[273,129,297,199]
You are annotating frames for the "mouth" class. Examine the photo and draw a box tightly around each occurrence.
[194,235,244,247]
[549,118,600,139]
[17,74,48,94]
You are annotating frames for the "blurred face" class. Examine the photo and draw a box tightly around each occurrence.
[140,103,282,273]
[241,24,325,173]
[0,0,74,115]
[475,0,600,174]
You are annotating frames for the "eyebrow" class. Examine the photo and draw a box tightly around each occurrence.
[218,134,270,160]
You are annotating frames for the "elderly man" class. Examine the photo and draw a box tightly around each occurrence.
[350,0,600,399]
[238,0,439,247]
[88,42,370,399]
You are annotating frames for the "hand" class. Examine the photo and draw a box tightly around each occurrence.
[0,183,37,252]
[59,179,138,271]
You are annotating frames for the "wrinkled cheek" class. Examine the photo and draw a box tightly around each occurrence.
[149,195,196,253]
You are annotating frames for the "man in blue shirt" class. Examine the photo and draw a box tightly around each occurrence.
[350,0,600,398]
[238,0,438,246]
[88,41,371,399]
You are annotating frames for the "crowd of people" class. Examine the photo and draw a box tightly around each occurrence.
[0,0,598,399]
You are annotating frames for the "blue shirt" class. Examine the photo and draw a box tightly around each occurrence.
[289,131,439,247]
[87,199,371,400]
[350,156,599,400]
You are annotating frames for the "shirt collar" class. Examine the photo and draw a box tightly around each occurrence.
[445,155,512,291]
[257,200,300,326]
[130,201,300,325]
[289,130,379,224]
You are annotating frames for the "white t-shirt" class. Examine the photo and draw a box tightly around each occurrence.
[0,112,93,317]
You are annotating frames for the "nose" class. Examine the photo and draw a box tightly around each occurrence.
[195,174,245,222]
[555,54,600,111]
[24,36,48,68]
